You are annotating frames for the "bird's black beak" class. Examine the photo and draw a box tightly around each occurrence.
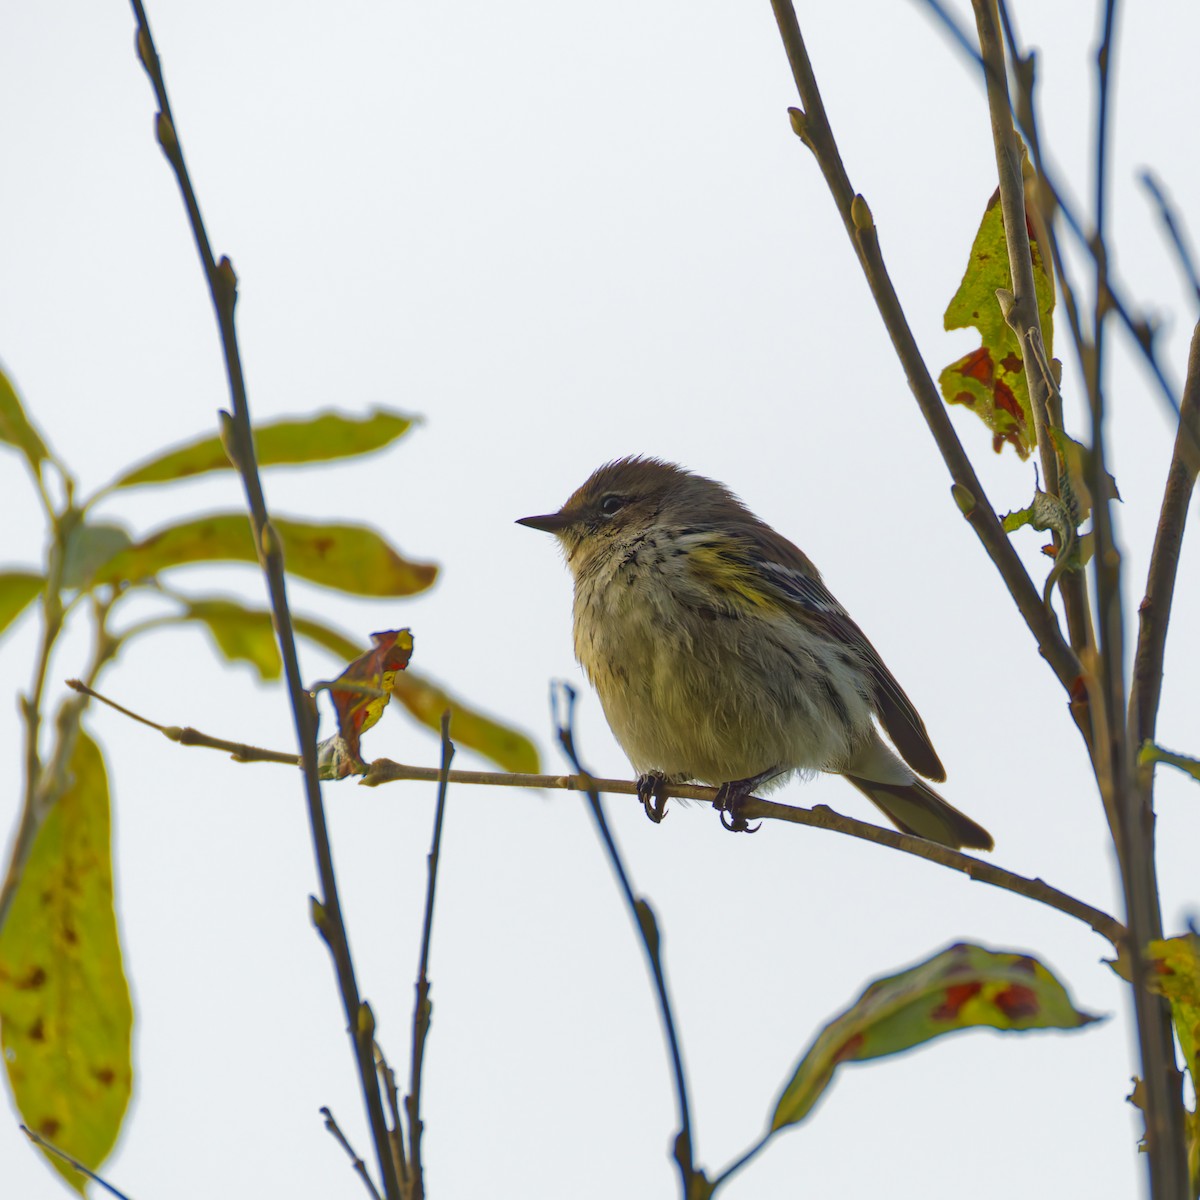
[516,511,573,534]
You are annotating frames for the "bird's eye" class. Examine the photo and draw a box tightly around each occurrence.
[600,494,625,517]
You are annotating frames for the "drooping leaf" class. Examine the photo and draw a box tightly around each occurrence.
[61,522,135,590]
[1144,935,1200,1091]
[0,730,133,1192]
[181,599,283,680]
[1134,934,1200,1193]
[1139,742,1200,784]
[109,408,417,489]
[0,365,50,473]
[771,943,1098,1131]
[317,630,415,779]
[391,670,540,774]
[91,513,437,597]
[939,188,1056,458]
[0,572,43,636]
[290,623,540,772]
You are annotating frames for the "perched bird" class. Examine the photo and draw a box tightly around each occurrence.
[518,457,992,851]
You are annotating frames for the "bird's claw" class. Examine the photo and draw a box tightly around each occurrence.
[713,776,767,834]
[636,773,670,824]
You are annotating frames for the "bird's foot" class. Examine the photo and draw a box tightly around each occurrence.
[713,770,777,833]
[636,772,671,824]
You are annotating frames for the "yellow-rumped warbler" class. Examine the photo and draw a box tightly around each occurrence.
[518,457,992,850]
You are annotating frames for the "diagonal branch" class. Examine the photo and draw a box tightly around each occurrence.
[971,0,1095,660]
[924,0,1182,418]
[1140,173,1200,308]
[127,6,400,1197]
[1131,321,1200,746]
[768,0,1083,701]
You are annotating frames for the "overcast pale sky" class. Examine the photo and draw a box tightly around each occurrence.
[2,2,1199,1197]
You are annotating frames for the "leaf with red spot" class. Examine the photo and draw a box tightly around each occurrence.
[316,630,415,779]
[939,187,1056,459]
[0,730,133,1192]
[1112,934,1200,1190]
[770,943,1097,1131]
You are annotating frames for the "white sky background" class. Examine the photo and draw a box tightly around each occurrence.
[2,2,1199,1197]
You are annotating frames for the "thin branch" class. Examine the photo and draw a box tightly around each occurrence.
[1131,321,1200,746]
[551,684,703,1198]
[1140,172,1200,309]
[1087,4,1188,1194]
[920,0,1182,418]
[66,678,301,765]
[768,0,1084,703]
[20,1126,133,1200]
[971,0,1095,660]
[68,677,1126,946]
[375,1043,409,1190]
[321,1107,384,1200]
[127,7,400,1197]
[404,713,454,1200]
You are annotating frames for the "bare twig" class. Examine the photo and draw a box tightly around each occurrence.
[768,0,1084,703]
[127,6,399,1196]
[69,677,1125,946]
[1140,172,1200,309]
[66,678,301,764]
[20,1126,133,1200]
[1131,322,1200,746]
[404,713,454,1200]
[374,1043,408,1191]
[552,683,704,1199]
[321,1107,383,1200]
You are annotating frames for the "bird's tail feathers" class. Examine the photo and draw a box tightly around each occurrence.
[844,774,993,851]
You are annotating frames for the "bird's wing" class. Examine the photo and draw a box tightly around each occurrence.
[747,528,947,783]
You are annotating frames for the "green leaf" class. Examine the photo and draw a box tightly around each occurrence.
[91,512,438,597]
[771,943,1098,1132]
[0,730,133,1192]
[0,572,43,636]
[158,596,368,679]
[0,364,51,473]
[1138,742,1200,783]
[1135,934,1200,1195]
[109,408,417,489]
[938,188,1055,459]
[391,670,541,774]
[1143,935,1200,1093]
[181,599,283,679]
[61,521,135,590]
[292,615,365,663]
